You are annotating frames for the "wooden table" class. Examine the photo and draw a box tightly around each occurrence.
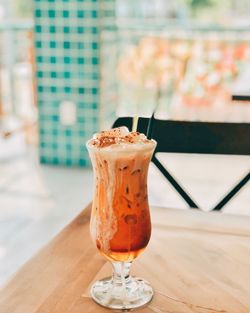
[1,205,250,313]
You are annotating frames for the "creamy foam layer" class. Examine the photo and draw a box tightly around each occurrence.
[87,127,154,150]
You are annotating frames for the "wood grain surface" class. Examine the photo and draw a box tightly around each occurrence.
[0,205,250,313]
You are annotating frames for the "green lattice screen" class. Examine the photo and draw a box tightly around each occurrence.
[34,0,116,167]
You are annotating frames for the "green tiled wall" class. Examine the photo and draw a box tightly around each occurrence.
[34,0,116,167]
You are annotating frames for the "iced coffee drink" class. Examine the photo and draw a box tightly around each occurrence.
[86,126,156,309]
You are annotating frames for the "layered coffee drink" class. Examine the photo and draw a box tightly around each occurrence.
[87,127,156,262]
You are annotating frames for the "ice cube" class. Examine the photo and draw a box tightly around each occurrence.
[95,127,129,139]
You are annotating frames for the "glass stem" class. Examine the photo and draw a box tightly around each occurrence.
[112,261,132,289]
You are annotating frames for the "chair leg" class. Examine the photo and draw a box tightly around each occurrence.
[213,172,250,211]
[152,155,199,209]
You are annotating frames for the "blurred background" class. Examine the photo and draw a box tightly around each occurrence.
[0,0,250,286]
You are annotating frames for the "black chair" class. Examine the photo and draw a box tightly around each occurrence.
[232,95,250,101]
[113,117,250,211]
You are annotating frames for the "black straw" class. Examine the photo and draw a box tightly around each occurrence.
[146,111,156,140]
[146,88,161,140]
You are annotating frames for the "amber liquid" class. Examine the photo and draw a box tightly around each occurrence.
[88,144,155,262]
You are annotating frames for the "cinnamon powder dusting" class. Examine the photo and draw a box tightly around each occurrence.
[88,127,151,148]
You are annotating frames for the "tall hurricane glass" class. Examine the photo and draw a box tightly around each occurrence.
[87,130,156,310]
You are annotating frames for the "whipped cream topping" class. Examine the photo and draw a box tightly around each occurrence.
[88,127,151,148]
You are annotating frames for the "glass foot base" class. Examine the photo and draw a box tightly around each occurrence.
[91,276,153,310]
